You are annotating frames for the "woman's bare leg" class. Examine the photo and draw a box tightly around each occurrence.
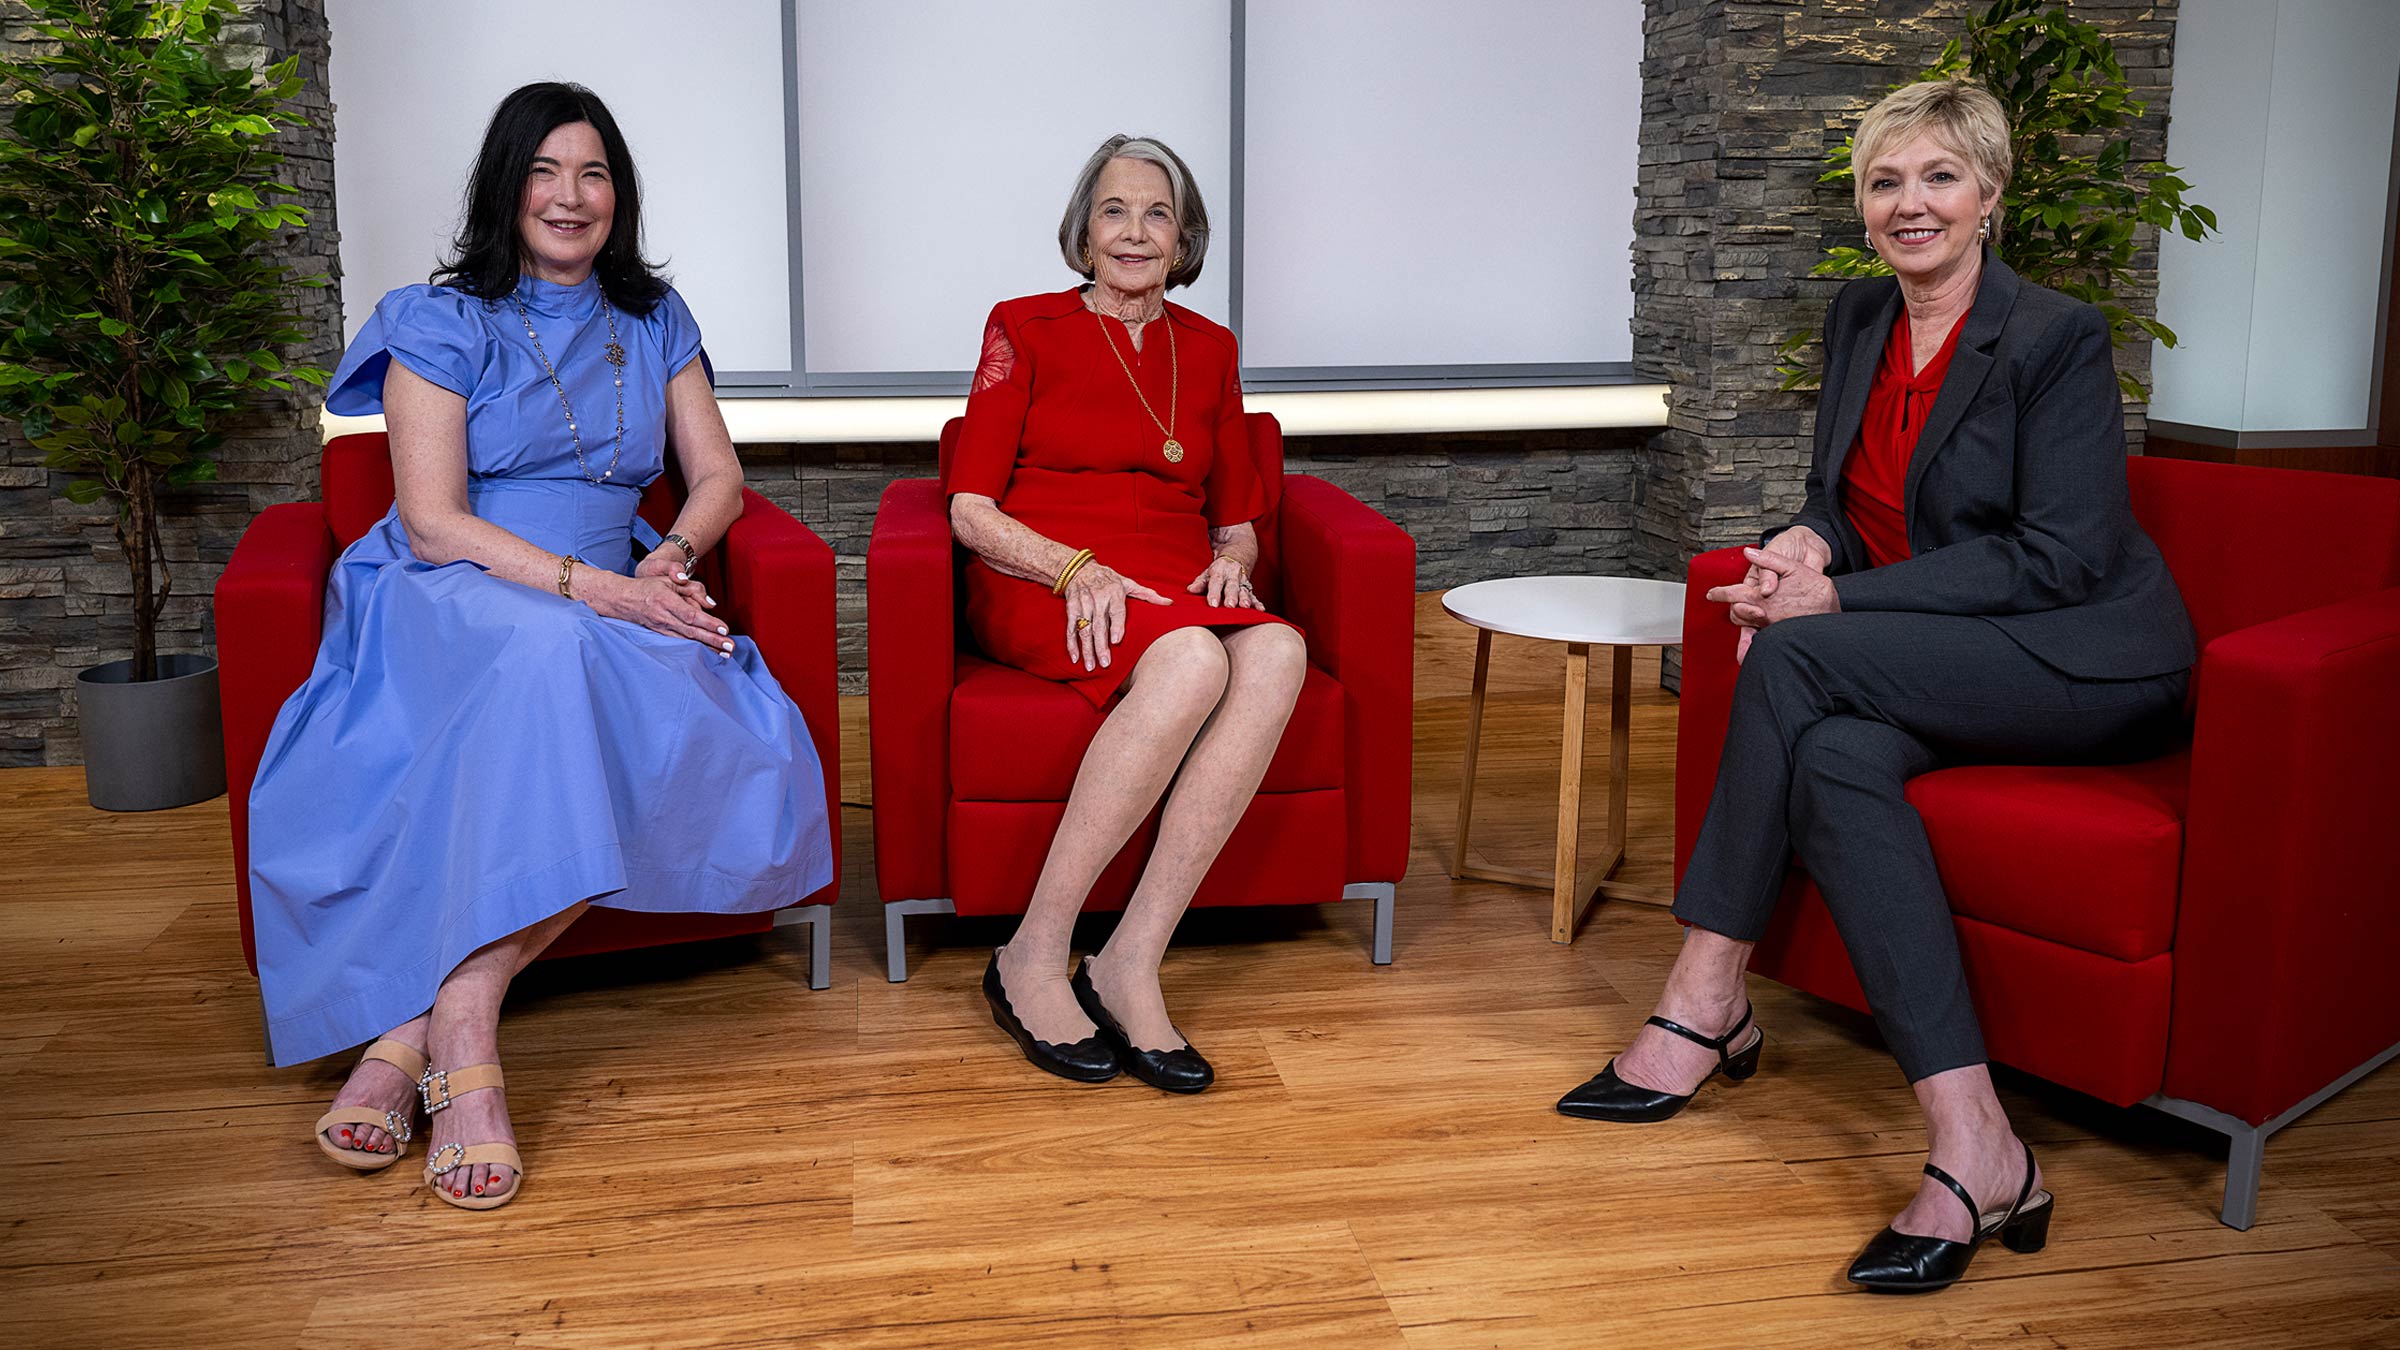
[995,628,1230,1042]
[1088,624,1308,1048]
[420,900,590,1200]
[1890,1067,2044,1240]
[319,1011,429,1158]
[1610,925,1762,1092]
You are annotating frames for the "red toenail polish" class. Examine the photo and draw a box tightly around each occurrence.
[474,1185,484,1194]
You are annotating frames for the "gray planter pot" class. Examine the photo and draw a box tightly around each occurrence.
[76,653,228,812]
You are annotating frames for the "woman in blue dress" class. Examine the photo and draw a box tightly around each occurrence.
[250,82,833,1211]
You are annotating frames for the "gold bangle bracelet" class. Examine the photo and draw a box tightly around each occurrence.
[557,554,577,599]
[1052,547,1095,596]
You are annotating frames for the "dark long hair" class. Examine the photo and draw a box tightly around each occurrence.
[431,82,669,316]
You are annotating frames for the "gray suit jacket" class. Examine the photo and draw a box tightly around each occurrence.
[1786,251,2196,681]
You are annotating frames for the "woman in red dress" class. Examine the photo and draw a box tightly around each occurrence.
[948,135,1308,1093]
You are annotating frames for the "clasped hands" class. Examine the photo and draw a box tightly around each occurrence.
[1706,525,1840,663]
[578,547,737,658]
[1061,555,1263,672]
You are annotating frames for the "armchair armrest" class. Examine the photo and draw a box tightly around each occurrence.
[1673,547,1750,884]
[2165,586,2400,1123]
[1276,475,1416,883]
[213,501,335,970]
[867,478,958,902]
[717,487,841,905]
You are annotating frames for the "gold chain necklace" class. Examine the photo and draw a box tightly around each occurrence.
[514,289,628,484]
[1092,303,1181,464]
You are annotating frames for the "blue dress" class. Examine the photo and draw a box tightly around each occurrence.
[249,273,834,1068]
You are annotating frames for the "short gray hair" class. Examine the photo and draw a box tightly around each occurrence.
[1853,80,2014,241]
[1058,135,1210,290]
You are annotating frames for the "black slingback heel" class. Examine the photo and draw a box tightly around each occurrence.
[1554,1003,1763,1123]
[1847,1139,2053,1293]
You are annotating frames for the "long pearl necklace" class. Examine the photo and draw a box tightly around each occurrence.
[514,288,628,485]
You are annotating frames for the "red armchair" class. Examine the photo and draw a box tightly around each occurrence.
[865,412,1413,981]
[215,432,842,1000]
[1676,455,2400,1229]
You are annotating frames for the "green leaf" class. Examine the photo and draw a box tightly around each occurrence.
[63,478,106,505]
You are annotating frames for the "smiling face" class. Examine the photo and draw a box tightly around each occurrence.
[518,120,615,284]
[1085,157,1179,300]
[1860,132,1999,291]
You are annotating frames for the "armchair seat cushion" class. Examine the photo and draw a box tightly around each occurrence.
[948,654,1346,801]
[1906,751,2190,963]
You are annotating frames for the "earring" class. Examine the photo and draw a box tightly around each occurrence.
[1978,217,1990,240]
[1172,251,1185,269]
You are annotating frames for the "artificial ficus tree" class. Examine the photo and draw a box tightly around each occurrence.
[0,0,327,680]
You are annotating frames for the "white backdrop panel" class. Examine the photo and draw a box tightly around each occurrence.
[2148,0,2272,432]
[2243,0,2400,432]
[1240,0,1641,369]
[327,0,791,375]
[797,1,1233,375]
[2153,0,2400,434]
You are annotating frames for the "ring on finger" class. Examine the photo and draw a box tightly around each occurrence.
[1075,616,1091,631]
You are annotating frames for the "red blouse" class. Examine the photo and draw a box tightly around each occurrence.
[1843,306,1969,571]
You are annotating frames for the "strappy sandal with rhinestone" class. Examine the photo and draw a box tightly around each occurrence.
[312,1038,427,1172]
[417,1062,524,1211]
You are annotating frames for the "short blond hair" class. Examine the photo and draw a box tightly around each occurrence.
[1852,81,2013,241]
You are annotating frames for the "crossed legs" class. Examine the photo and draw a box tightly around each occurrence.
[318,900,590,1200]
[1612,613,2182,1238]
[997,623,1308,1048]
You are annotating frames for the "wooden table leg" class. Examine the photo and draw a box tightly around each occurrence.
[1552,643,1590,944]
[1607,642,1632,868]
[1449,629,1492,880]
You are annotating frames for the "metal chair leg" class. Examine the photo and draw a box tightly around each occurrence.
[2145,1033,2400,1230]
[1343,882,1396,965]
[882,898,955,983]
[771,903,833,990]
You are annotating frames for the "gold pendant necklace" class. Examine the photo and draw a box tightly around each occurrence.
[1092,301,1181,463]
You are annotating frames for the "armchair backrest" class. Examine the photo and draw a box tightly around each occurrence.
[2128,455,2400,651]
[320,432,688,549]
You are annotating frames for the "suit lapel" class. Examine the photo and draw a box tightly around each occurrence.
[1900,251,2021,536]
[1821,285,1900,490]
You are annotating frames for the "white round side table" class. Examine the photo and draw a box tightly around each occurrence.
[1441,575,1688,943]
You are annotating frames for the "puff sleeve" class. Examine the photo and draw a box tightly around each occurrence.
[652,286,713,384]
[323,284,490,415]
[948,302,1032,500]
[1202,331,1263,528]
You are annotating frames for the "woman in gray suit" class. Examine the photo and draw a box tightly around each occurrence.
[1555,80,2194,1292]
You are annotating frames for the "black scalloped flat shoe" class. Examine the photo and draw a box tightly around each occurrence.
[1847,1140,2053,1294]
[1555,1003,1763,1123]
[984,949,1120,1084]
[1072,959,1213,1094]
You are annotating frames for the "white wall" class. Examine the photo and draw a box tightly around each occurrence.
[326,0,1646,387]
[794,0,1232,376]
[326,0,792,376]
[1241,0,1642,370]
[2151,0,2400,435]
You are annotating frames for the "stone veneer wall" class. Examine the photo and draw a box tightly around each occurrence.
[0,0,337,765]
[1630,0,2181,625]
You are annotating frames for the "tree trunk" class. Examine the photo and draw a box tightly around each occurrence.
[125,464,158,683]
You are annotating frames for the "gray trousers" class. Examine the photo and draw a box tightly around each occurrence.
[1673,611,2188,1082]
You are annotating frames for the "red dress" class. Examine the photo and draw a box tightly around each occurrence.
[949,288,1297,707]
[1843,305,1970,570]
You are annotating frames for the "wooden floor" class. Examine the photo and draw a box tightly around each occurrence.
[4,593,2398,1347]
